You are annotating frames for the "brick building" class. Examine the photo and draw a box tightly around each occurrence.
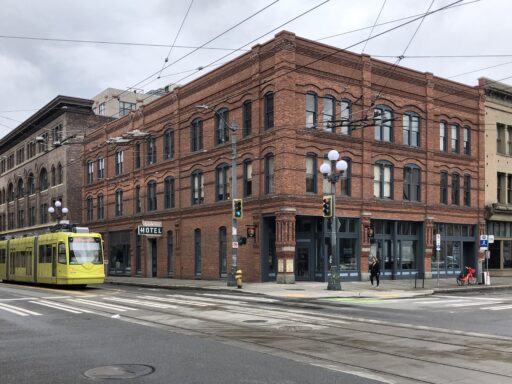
[83,31,484,283]
[0,96,108,236]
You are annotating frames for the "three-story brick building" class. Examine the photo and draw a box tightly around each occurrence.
[83,31,485,283]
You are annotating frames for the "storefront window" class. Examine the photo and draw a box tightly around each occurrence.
[505,241,512,268]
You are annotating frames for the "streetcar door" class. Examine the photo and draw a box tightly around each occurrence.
[52,245,57,277]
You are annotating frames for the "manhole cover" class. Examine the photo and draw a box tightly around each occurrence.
[84,364,155,380]
[243,319,268,323]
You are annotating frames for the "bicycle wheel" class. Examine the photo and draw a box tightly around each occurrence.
[468,276,477,285]
[456,277,464,286]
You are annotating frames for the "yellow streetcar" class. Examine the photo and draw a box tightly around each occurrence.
[0,225,105,287]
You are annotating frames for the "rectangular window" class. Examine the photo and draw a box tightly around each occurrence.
[451,124,459,153]
[97,158,104,180]
[86,198,93,221]
[440,172,448,204]
[147,182,157,211]
[497,123,506,154]
[242,101,252,137]
[191,120,203,151]
[341,158,351,197]
[164,130,174,160]
[119,101,136,117]
[87,161,94,184]
[508,174,512,204]
[29,206,36,226]
[215,109,229,145]
[508,126,512,155]
[115,190,123,217]
[464,174,471,207]
[403,166,420,202]
[374,163,393,199]
[17,209,24,228]
[192,172,204,205]
[164,178,175,209]
[498,172,506,203]
[97,195,104,220]
[403,114,420,147]
[306,155,317,193]
[98,102,105,116]
[135,187,141,213]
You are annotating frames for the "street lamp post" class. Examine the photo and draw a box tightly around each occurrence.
[319,150,348,291]
[48,200,69,225]
[196,105,239,287]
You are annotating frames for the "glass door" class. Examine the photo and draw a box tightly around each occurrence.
[296,244,312,281]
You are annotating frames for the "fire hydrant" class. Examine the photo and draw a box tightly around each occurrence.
[235,269,243,289]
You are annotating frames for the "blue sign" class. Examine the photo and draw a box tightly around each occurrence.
[480,235,488,249]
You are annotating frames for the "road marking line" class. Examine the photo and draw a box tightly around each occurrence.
[30,301,83,314]
[139,295,210,307]
[68,298,135,312]
[450,301,503,308]
[0,302,42,316]
[200,293,277,303]
[38,300,94,313]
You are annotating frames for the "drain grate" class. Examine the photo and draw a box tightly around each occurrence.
[84,364,155,380]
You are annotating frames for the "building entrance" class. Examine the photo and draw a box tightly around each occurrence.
[295,242,314,281]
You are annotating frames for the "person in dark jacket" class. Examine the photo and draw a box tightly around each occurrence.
[370,256,380,287]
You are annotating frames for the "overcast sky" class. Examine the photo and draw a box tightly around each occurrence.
[0,0,509,138]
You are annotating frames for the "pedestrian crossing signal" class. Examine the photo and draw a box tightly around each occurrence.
[233,199,243,219]
[322,196,332,218]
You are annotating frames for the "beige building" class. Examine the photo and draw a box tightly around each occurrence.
[480,78,512,276]
[91,88,163,119]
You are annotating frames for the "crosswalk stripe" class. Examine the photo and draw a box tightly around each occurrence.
[68,298,136,312]
[39,300,94,313]
[481,304,512,311]
[139,295,211,307]
[104,297,177,309]
[0,302,42,316]
[29,301,83,314]
[168,294,244,305]
[449,301,503,308]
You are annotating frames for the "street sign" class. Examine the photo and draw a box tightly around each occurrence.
[480,234,488,250]
[489,235,495,244]
[232,242,239,249]
[435,234,441,251]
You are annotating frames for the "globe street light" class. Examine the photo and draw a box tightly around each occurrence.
[48,200,69,225]
[196,104,239,287]
[320,149,348,291]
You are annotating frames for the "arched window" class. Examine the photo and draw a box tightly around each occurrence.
[28,173,35,194]
[147,180,157,211]
[264,153,274,194]
[264,91,274,130]
[403,112,420,147]
[215,108,229,145]
[86,196,94,222]
[341,157,351,197]
[191,170,204,205]
[340,99,352,135]
[215,163,229,201]
[147,135,157,165]
[191,118,203,152]
[306,92,317,128]
[452,172,460,205]
[243,159,252,198]
[39,168,48,191]
[403,164,421,202]
[7,183,14,202]
[374,105,393,142]
[17,178,24,198]
[86,160,94,184]
[164,177,175,209]
[97,193,104,220]
[374,161,393,199]
[242,100,252,137]
[51,165,56,186]
[322,95,335,131]
[57,163,63,184]
[164,129,174,160]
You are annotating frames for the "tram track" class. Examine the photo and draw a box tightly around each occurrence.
[69,292,512,384]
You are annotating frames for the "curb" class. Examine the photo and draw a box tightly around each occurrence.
[433,284,512,294]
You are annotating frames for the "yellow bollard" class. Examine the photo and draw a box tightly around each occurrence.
[235,269,243,289]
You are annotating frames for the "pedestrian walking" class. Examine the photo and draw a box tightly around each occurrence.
[370,256,380,287]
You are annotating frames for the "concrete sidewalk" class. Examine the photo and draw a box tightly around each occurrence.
[104,275,512,300]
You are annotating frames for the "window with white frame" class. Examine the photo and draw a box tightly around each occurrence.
[374,161,393,199]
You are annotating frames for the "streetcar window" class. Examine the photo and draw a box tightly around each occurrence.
[58,243,66,264]
[39,245,52,263]
[69,237,102,265]
[0,249,5,263]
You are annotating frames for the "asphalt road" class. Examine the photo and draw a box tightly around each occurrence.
[2,282,512,384]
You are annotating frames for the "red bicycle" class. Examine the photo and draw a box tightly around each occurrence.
[456,266,477,286]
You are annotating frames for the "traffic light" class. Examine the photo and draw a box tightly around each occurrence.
[233,199,243,219]
[322,196,332,218]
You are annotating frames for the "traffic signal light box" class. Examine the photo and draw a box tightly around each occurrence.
[322,196,332,217]
[232,199,243,218]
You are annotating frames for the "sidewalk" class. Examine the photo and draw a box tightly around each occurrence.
[104,275,512,300]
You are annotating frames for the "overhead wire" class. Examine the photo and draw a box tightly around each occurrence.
[157,0,194,79]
